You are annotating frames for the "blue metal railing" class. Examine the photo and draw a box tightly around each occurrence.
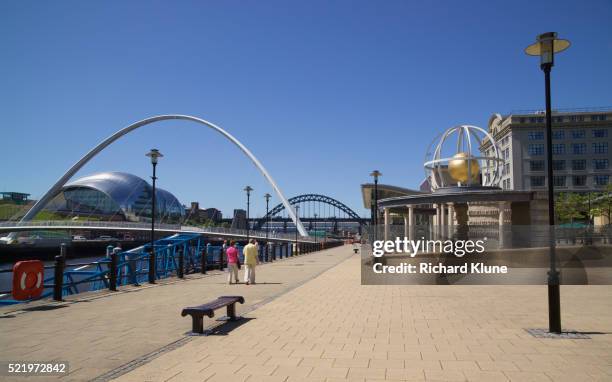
[0,235,335,305]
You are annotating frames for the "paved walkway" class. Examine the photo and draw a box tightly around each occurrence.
[0,247,354,382]
[113,251,612,382]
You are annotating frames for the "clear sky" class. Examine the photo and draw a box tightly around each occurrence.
[1,0,611,218]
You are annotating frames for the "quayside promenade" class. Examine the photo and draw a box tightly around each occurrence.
[0,246,354,382]
[2,245,612,381]
[113,254,612,382]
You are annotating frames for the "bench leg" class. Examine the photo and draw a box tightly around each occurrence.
[192,315,204,334]
[227,303,236,321]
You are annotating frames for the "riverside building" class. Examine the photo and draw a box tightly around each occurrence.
[482,108,612,192]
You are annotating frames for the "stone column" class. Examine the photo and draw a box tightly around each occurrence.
[408,205,415,241]
[432,204,438,239]
[384,207,390,241]
[439,204,445,238]
[498,201,511,248]
[403,214,409,239]
[447,203,454,237]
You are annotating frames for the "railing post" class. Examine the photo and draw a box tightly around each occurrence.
[148,247,156,284]
[177,246,184,279]
[109,251,118,291]
[129,252,139,286]
[219,245,225,271]
[53,244,66,301]
[200,247,207,274]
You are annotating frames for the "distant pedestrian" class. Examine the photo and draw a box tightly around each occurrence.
[226,240,240,284]
[243,239,259,285]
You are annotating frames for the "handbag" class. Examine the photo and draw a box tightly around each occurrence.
[236,257,241,270]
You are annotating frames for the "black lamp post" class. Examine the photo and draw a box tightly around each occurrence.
[313,213,318,244]
[370,170,382,241]
[264,193,271,241]
[295,204,300,255]
[525,32,570,334]
[146,148,163,284]
[244,186,253,241]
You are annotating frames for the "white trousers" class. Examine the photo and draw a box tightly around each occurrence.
[244,265,256,284]
[227,263,239,283]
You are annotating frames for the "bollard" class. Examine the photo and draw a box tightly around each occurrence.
[177,247,184,279]
[201,248,207,274]
[53,244,66,301]
[148,247,156,284]
[106,245,114,259]
[109,251,118,291]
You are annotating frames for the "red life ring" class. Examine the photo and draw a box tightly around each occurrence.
[12,260,44,300]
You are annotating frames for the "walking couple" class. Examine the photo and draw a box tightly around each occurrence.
[227,239,260,285]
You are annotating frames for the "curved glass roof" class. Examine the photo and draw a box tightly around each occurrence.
[62,172,184,221]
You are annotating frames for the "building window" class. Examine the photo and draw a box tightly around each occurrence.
[572,160,586,171]
[595,175,609,186]
[593,142,608,154]
[528,131,544,140]
[570,115,577,122]
[552,160,565,171]
[530,160,545,172]
[571,130,586,139]
[504,148,510,159]
[529,117,537,123]
[554,116,563,123]
[593,129,608,138]
[591,115,600,121]
[578,115,584,122]
[552,144,565,155]
[571,143,586,155]
[537,117,544,123]
[519,117,526,123]
[600,115,607,121]
[504,163,510,175]
[531,176,545,187]
[573,175,587,187]
[593,159,609,170]
[528,144,544,156]
[552,130,565,139]
[553,176,566,187]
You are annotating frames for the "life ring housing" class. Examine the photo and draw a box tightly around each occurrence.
[12,260,44,300]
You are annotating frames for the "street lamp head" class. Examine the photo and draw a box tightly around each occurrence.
[525,32,570,67]
[244,185,253,194]
[369,170,382,180]
[146,149,163,165]
[264,193,271,201]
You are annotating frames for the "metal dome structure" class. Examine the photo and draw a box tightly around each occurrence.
[424,125,503,191]
[47,172,185,222]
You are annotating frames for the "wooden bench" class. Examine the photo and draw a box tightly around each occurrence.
[181,296,245,334]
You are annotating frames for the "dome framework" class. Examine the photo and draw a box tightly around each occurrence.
[424,125,504,191]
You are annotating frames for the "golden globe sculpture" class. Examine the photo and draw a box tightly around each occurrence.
[424,124,503,191]
[448,152,480,183]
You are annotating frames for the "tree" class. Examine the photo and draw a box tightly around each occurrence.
[592,184,612,226]
[555,192,586,224]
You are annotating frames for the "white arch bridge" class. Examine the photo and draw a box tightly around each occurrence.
[18,114,308,236]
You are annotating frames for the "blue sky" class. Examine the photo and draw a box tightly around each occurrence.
[1,0,611,218]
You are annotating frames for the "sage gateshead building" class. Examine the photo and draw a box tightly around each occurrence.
[45,172,185,223]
